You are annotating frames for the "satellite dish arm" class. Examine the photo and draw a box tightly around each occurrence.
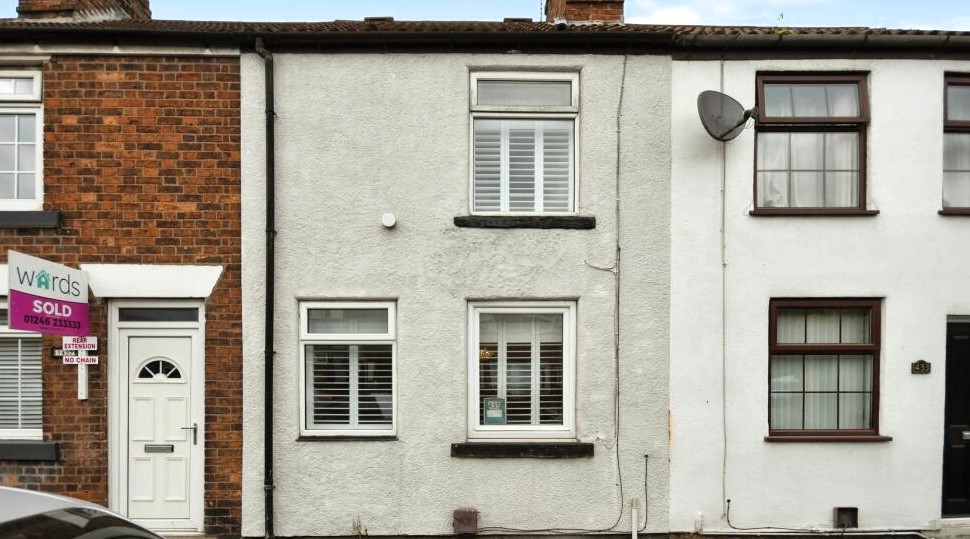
[717,107,760,139]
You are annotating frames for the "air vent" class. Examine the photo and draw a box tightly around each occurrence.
[504,17,533,22]
[834,507,858,528]
[453,508,478,534]
[364,16,394,22]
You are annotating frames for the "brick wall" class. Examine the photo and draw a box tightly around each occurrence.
[0,54,241,538]
[545,0,624,22]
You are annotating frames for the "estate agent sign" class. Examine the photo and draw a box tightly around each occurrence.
[7,250,89,336]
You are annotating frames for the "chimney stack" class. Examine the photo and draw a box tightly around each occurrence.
[545,0,624,23]
[18,0,150,20]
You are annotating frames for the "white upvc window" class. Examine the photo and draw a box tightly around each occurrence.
[0,298,43,440]
[470,71,579,214]
[0,71,43,211]
[299,302,396,437]
[467,301,576,440]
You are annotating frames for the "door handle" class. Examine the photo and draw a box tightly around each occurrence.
[180,423,198,445]
[963,431,970,441]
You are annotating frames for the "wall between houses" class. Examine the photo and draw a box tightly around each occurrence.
[241,52,671,537]
[670,58,970,533]
[0,54,241,538]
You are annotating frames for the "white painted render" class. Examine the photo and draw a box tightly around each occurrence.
[670,58,970,533]
[241,52,671,537]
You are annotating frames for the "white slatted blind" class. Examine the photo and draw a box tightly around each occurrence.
[0,306,42,438]
[478,313,564,427]
[307,344,393,430]
[473,119,574,213]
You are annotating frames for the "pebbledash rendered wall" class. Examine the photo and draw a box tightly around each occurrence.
[670,58,970,533]
[0,54,242,537]
[240,52,671,537]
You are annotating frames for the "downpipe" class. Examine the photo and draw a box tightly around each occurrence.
[254,36,277,539]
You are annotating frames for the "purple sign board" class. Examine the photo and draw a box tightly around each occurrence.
[7,251,89,336]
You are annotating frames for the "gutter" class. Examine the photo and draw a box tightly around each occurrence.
[254,36,276,539]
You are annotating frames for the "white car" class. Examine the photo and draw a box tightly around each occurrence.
[0,486,163,539]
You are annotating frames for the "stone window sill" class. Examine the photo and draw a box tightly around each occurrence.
[451,442,594,458]
[454,215,595,229]
[0,441,60,461]
[0,211,62,229]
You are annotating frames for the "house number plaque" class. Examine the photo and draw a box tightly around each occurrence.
[911,360,931,375]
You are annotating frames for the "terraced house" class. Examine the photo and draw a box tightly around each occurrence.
[0,1,242,536]
[4,0,970,538]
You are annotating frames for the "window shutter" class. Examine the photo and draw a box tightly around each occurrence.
[474,119,575,213]
[507,123,537,212]
[539,340,564,424]
[308,344,392,429]
[473,119,502,212]
[308,345,351,427]
[541,121,573,212]
[0,336,42,433]
[356,345,393,427]
[505,341,533,423]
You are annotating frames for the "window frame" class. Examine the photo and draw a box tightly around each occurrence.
[0,69,43,212]
[0,297,43,440]
[942,73,970,213]
[753,72,871,215]
[767,297,882,439]
[468,71,580,216]
[298,301,397,438]
[466,301,576,441]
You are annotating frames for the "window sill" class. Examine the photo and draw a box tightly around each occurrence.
[0,210,62,228]
[0,440,60,461]
[765,435,892,442]
[750,208,879,217]
[451,442,594,458]
[939,208,970,216]
[297,435,397,442]
[454,215,596,229]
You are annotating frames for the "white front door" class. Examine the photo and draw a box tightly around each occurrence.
[127,335,193,521]
[109,301,204,533]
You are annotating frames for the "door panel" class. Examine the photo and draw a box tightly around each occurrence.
[127,336,193,521]
[944,323,970,515]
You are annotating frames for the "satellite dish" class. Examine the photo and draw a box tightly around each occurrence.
[697,90,759,141]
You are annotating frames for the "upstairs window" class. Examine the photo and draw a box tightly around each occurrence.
[944,74,970,209]
[0,71,43,211]
[470,72,578,214]
[299,302,396,437]
[0,299,42,440]
[768,298,881,438]
[755,73,869,213]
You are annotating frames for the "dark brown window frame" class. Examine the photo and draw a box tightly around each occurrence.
[752,72,871,216]
[941,73,970,214]
[766,297,885,441]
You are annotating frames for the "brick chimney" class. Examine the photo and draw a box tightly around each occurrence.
[18,0,150,20]
[545,0,623,23]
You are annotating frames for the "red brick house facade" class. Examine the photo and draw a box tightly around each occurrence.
[0,2,242,537]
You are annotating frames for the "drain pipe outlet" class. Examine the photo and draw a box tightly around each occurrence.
[255,36,277,539]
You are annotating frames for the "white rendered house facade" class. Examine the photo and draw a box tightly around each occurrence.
[239,20,673,537]
[670,39,970,533]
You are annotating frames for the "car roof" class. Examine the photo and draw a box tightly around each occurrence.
[0,486,107,523]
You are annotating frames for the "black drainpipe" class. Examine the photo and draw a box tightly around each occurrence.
[254,37,276,539]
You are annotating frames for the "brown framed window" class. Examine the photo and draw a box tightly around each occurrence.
[754,73,870,214]
[768,298,881,438]
[943,74,970,210]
